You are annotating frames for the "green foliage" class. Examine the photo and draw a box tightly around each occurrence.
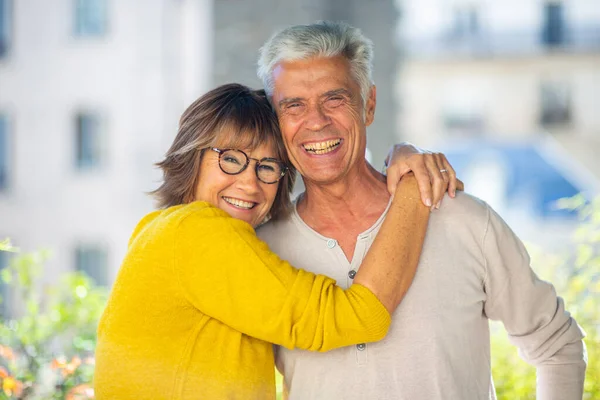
[0,244,107,399]
[491,195,600,399]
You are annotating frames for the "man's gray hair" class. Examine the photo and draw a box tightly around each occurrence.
[257,21,374,104]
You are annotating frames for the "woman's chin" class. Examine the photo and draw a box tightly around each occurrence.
[220,201,264,227]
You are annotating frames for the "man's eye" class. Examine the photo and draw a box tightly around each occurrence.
[285,103,304,115]
[326,96,344,106]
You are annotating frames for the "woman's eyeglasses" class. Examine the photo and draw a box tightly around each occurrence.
[210,148,288,184]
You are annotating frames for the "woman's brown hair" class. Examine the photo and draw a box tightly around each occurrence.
[151,83,296,220]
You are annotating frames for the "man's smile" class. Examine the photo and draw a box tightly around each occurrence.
[302,139,342,155]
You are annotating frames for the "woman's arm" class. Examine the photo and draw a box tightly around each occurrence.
[174,176,428,351]
[353,173,429,313]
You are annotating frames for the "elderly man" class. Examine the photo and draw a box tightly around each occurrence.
[257,21,586,400]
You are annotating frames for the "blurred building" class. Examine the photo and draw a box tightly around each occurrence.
[0,0,403,308]
[0,0,213,304]
[4,0,594,302]
[396,0,600,245]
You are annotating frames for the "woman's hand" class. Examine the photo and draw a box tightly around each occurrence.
[383,142,464,210]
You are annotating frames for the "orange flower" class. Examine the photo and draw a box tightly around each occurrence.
[0,345,15,361]
[83,356,95,365]
[51,356,68,370]
[66,383,94,399]
[2,376,23,397]
[0,366,8,379]
[71,356,82,368]
[61,356,83,377]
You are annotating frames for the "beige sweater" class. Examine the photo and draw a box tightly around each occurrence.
[258,192,587,400]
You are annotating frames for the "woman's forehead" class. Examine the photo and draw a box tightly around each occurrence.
[213,127,279,154]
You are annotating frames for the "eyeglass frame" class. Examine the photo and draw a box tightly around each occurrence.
[208,147,288,184]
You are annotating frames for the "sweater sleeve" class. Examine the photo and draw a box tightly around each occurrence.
[481,204,587,400]
[173,206,391,352]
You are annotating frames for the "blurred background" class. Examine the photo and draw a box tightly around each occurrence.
[0,0,598,397]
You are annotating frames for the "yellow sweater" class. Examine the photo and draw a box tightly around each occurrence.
[94,202,391,399]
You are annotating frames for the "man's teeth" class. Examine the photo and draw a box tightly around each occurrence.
[303,139,341,154]
[223,197,255,209]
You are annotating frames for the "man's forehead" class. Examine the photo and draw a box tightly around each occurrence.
[271,56,355,98]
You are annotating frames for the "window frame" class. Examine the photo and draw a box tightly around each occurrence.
[539,80,572,127]
[0,0,12,59]
[74,243,109,286]
[73,0,108,38]
[74,111,104,171]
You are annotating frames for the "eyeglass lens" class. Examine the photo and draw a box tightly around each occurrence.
[219,149,284,183]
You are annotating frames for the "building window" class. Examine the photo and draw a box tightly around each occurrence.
[0,115,8,190]
[75,112,102,170]
[443,112,485,137]
[0,0,12,58]
[451,6,479,39]
[74,0,107,37]
[540,81,571,126]
[75,244,108,286]
[542,2,565,47]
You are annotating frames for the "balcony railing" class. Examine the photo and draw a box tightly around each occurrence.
[404,25,600,58]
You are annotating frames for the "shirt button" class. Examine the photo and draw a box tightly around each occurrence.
[356,343,366,351]
[348,270,357,279]
[326,239,337,249]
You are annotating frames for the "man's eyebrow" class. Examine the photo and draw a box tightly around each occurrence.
[278,97,303,107]
[322,88,352,98]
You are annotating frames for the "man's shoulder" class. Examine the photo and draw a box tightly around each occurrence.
[437,191,489,219]
[429,191,492,237]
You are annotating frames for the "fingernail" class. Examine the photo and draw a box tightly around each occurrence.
[425,199,432,207]
[436,202,441,209]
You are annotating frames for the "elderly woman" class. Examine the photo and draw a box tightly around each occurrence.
[94,84,450,399]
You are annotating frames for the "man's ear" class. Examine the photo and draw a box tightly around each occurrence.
[365,85,377,127]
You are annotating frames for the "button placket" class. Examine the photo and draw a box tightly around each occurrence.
[356,342,367,365]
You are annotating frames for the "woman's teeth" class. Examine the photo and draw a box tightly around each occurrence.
[303,139,341,155]
[223,197,255,209]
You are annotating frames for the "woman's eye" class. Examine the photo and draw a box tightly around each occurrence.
[258,164,276,172]
[223,156,241,164]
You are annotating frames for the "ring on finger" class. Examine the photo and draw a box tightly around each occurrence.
[439,169,448,173]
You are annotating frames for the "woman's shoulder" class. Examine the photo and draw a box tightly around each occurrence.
[158,201,234,229]
[129,202,232,245]
[169,202,256,238]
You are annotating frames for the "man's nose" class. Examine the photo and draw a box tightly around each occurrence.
[304,104,331,131]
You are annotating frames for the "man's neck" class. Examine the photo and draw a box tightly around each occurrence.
[297,163,390,261]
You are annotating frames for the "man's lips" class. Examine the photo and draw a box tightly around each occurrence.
[302,139,342,155]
